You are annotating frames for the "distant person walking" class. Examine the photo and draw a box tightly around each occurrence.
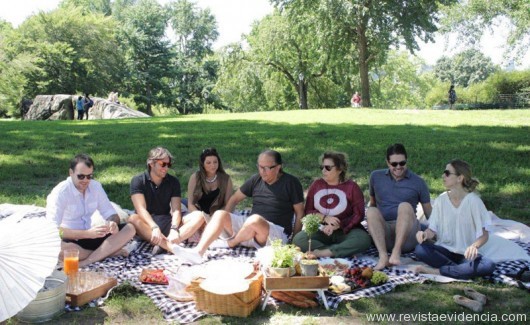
[84,93,94,120]
[351,92,361,108]
[448,85,457,109]
[76,96,84,120]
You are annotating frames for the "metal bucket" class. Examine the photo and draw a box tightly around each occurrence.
[17,270,66,323]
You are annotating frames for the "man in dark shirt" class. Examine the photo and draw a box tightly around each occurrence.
[128,147,182,253]
[173,149,305,264]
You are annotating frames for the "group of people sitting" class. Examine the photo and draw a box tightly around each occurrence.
[46,143,501,280]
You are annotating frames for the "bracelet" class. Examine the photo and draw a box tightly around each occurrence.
[151,225,159,230]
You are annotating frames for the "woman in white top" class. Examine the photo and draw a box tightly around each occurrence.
[415,159,495,279]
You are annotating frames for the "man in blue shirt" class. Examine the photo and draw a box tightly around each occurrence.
[367,143,432,270]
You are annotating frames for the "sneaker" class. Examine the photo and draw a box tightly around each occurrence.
[209,239,230,249]
[171,244,204,265]
[123,240,139,256]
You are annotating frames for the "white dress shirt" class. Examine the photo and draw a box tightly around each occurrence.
[46,177,116,230]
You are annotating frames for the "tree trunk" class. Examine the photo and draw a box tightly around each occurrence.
[298,79,308,109]
[146,84,153,116]
[357,21,371,107]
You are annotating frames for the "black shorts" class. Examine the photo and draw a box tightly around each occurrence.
[65,223,126,251]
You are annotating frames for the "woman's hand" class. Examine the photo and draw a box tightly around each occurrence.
[321,224,334,236]
[416,231,424,243]
[323,215,340,228]
[464,244,479,260]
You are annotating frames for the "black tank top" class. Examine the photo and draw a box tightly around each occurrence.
[197,188,220,214]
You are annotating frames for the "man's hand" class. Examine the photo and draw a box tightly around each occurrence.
[150,228,166,246]
[416,231,426,244]
[323,215,340,228]
[90,225,109,238]
[167,229,181,244]
[107,221,119,235]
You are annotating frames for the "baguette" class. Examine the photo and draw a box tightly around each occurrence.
[271,291,311,308]
[277,291,318,308]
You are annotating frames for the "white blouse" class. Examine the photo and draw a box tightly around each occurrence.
[429,191,491,255]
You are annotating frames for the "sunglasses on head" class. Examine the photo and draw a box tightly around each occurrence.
[76,174,93,180]
[202,148,217,154]
[320,165,335,171]
[389,160,407,167]
[443,170,457,177]
[156,161,172,168]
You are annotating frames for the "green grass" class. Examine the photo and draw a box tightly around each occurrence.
[1,108,529,323]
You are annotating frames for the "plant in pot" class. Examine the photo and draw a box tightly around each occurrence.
[299,214,322,276]
[269,239,298,277]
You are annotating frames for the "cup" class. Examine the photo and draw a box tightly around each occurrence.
[63,249,79,292]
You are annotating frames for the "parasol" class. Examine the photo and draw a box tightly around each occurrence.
[0,214,61,322]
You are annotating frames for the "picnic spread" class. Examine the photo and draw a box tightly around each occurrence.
[1,205,529,324]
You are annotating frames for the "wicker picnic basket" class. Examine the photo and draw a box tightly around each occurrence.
[186,271,263,317]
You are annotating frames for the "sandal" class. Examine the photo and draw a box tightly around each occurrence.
[464,287,487,305]
[454,295,483,313]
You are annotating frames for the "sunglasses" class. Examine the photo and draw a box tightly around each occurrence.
[443,170,457,177]
[257,164,278,172]
[320,165,335,171]
[156,161,172,168]
[76,174,93,180]
[389,160,407,167]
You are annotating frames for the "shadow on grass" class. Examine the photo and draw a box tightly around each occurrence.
[1,118,528,223]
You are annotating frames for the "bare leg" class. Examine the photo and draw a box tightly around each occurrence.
[79,224,136,267]
[389,203,416,266]
[167,211,205,245]
[193,210,234,256]
[228,214,269,248]
[366,207,390,270]
[127,214,172,252]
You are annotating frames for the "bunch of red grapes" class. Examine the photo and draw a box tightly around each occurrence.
[344,266,371,289]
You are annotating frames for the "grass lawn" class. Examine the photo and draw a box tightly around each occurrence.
[1,108,529,324]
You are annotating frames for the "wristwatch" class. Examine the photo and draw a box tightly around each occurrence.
[170,225,178,230]
[151,225,159,230]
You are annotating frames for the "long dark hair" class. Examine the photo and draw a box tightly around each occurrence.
[197,148,226,193]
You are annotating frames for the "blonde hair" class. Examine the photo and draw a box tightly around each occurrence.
[146,146,173,171]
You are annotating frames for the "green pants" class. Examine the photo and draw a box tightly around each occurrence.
[292,227,372,257]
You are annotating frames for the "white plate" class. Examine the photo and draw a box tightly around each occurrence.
[203,259,254,280]
[200,277,249,295]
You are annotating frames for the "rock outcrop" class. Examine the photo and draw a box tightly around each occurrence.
[23,95,150,120]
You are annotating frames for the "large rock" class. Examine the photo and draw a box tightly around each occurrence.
[24,95,150,120]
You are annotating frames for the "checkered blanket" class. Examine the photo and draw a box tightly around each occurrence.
[3,207,529,324]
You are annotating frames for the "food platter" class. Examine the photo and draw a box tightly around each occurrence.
[139,269,168,285]
[328,266,389,295]
[318,258,352,276]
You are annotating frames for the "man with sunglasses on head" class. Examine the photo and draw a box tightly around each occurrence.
[367,143,432,270]
[172,149,305,265]
[46,154,136,267]
[128,147,182,254]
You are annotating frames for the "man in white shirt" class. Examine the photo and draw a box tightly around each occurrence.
[46,154,136,267]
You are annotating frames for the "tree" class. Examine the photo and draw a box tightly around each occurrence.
[117,0,174,115]
[167,0,218,114]
[434,49,498,87]
[59,0,113,15]
[272,0,457,107]
[246,10,330,109]
[2,5,123,100]
[440,0,530,64]
[371,50,435,109]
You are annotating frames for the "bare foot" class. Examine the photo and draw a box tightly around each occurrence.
[413,265,440,275]
[389,251,402,266]
[374,256,390,270]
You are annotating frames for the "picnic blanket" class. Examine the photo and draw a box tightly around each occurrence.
[1,204,529,324]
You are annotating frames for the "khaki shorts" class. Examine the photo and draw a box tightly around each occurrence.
[226,213,288,249]
[384,218,421,253]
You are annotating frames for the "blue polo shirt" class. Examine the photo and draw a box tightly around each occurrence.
[369,169,430,221]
